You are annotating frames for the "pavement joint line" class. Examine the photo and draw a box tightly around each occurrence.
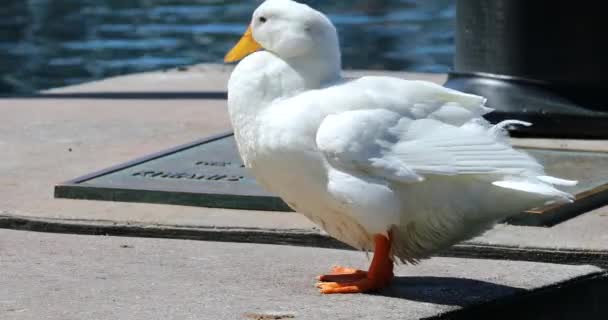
[2,213,607,268]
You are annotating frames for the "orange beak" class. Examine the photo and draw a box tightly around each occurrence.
[224,26,263,63]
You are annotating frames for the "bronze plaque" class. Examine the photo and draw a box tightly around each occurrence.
[54,133,290,211]
[55,132,608,227]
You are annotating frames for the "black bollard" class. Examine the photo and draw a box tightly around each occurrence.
[444,0,608,138]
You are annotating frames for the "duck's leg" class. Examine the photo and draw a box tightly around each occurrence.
[316,233,394,294]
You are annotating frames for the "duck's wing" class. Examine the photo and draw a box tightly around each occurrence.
[316,76,492,126]
[315,79,575,199]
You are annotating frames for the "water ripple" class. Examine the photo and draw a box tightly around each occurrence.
[0,0,454,95]
[63,39,182,50]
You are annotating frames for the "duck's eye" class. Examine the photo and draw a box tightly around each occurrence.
[259,16,267,23]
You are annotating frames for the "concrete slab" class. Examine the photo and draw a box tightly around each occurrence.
[42,64,446,94]
[1,229,605,320]
[1,63,607,269]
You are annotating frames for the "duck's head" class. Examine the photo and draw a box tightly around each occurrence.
[224,0,340,64]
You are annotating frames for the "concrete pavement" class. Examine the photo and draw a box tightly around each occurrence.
[1,229,606,320]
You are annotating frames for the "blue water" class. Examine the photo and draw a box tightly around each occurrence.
[0,0,454,95]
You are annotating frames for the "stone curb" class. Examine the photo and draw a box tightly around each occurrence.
[2,213,606,269]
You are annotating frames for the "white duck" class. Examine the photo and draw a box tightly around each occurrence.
[224,0,576,294]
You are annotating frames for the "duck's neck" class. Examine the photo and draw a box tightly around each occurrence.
[230,49,341,103]
[227,50,340,164]
[284,49,342,91]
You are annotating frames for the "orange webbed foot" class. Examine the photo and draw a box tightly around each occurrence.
[316,278,377,294]
[315,267,393,294]
[316,234,394,294]
[316,266,367,282]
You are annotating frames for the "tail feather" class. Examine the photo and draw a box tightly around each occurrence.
[537,175,578,186]
[492,177,576,205]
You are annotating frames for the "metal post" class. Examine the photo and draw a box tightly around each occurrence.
[444,0,608,138]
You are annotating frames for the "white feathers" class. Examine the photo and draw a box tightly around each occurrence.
[492,179,574,203]
[317,109,545,179]
[489,120,532,136]
[227,0,576,262]
[316,105,575,209]
[537,175,578,186]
